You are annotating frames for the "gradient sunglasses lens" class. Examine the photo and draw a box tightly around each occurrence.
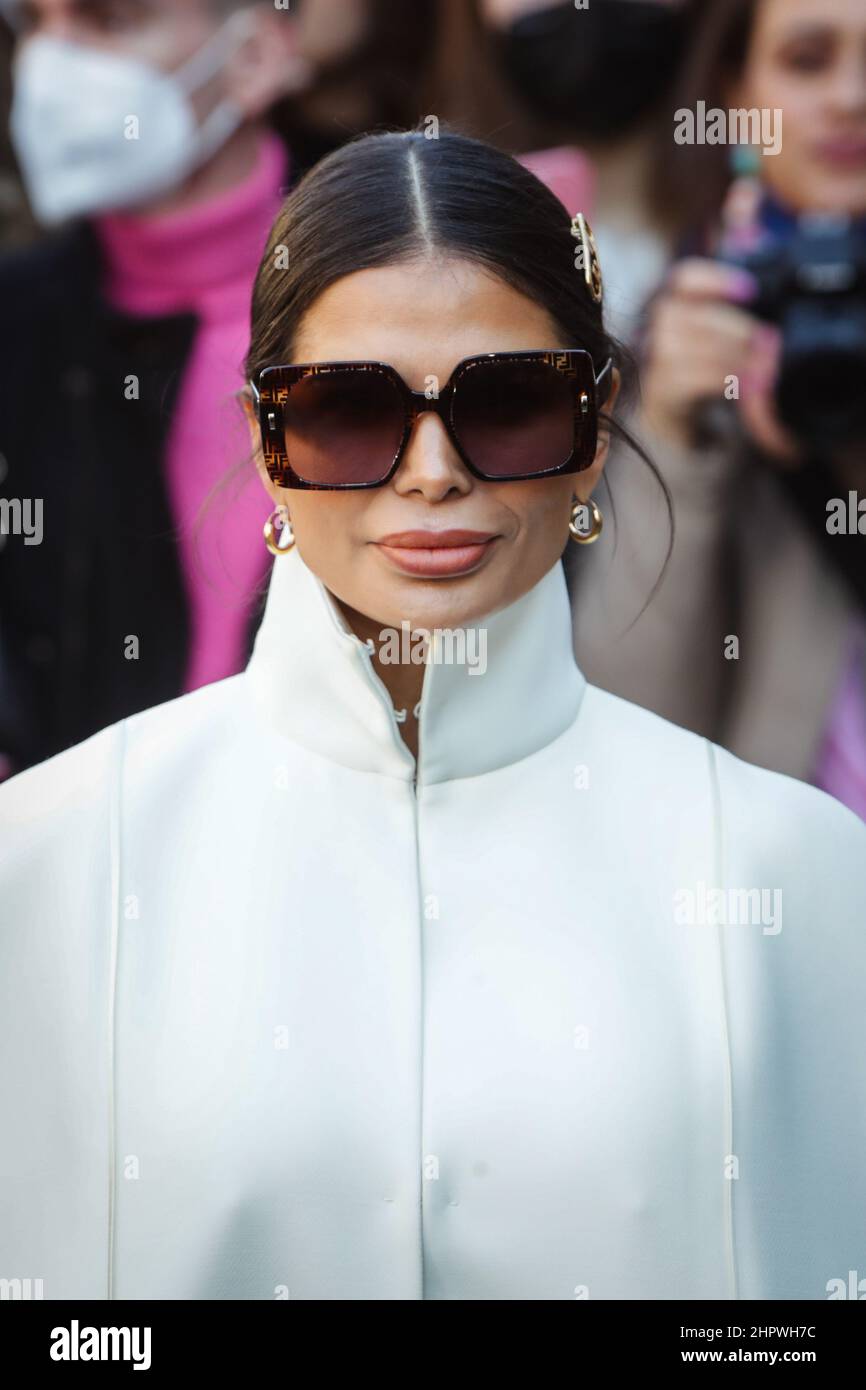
[282,368,405,485]
[452,358,584,478]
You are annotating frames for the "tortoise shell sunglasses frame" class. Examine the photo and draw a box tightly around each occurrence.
[248,349,614,491]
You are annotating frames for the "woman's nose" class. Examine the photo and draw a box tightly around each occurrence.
[826,53,866,113]
[391,409,473,499]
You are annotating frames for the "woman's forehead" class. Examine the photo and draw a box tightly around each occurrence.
[291,259,563,376]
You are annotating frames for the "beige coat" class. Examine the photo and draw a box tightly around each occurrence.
[569,414,857,784]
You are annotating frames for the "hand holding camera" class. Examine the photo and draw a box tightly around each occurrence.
[640,254,801,461]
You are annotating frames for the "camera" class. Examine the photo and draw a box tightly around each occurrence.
[721,214,866,454]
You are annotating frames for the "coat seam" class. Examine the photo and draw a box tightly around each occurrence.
[412,776,426,1299]
[106,717,126,1300]
[705,738,739,1301]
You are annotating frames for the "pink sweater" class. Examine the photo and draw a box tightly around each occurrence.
[813,620,866,821]
[94,129,289,692]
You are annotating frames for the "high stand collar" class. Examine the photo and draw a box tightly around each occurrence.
[243,545,587,786]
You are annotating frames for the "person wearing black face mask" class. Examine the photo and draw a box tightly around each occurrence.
[483,0,693,342]
[494,0,687,140]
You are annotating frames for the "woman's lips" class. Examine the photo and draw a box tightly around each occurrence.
[374,529,499,577]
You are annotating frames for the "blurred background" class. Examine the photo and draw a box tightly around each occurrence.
[0,0,864,822]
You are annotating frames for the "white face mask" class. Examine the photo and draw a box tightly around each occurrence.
[9,9,255,224]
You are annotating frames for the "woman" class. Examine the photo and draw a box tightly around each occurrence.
[1,129,864,1301]
[570,0,866,818]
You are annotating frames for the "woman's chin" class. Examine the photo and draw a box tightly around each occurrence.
[369,569,528,637]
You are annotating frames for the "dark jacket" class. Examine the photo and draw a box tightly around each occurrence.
[0,219,266,773]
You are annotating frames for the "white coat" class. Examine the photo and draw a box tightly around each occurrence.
[1,546,865,1301]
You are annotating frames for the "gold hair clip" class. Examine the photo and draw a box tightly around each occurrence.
[570,212,603,306]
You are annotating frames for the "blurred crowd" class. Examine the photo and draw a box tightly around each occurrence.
[0,0,864,820]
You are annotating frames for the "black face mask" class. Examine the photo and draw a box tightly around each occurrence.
[496,0,686,142]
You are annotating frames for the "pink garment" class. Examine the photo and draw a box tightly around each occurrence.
[94,129,289,692]
[814,620,866,822]
[517,146,595,220]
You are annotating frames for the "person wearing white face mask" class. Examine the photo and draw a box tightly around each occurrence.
[0,0,315,779]
[9,5,283,223]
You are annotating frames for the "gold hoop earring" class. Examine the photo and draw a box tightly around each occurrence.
[263,505,295,556]
[569,496,603,544]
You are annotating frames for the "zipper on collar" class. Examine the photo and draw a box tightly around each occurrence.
[353,635,420,787]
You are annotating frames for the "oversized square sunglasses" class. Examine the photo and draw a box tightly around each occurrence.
[248,348,613,490]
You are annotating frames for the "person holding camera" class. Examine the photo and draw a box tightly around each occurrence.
[569,0,866,820]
